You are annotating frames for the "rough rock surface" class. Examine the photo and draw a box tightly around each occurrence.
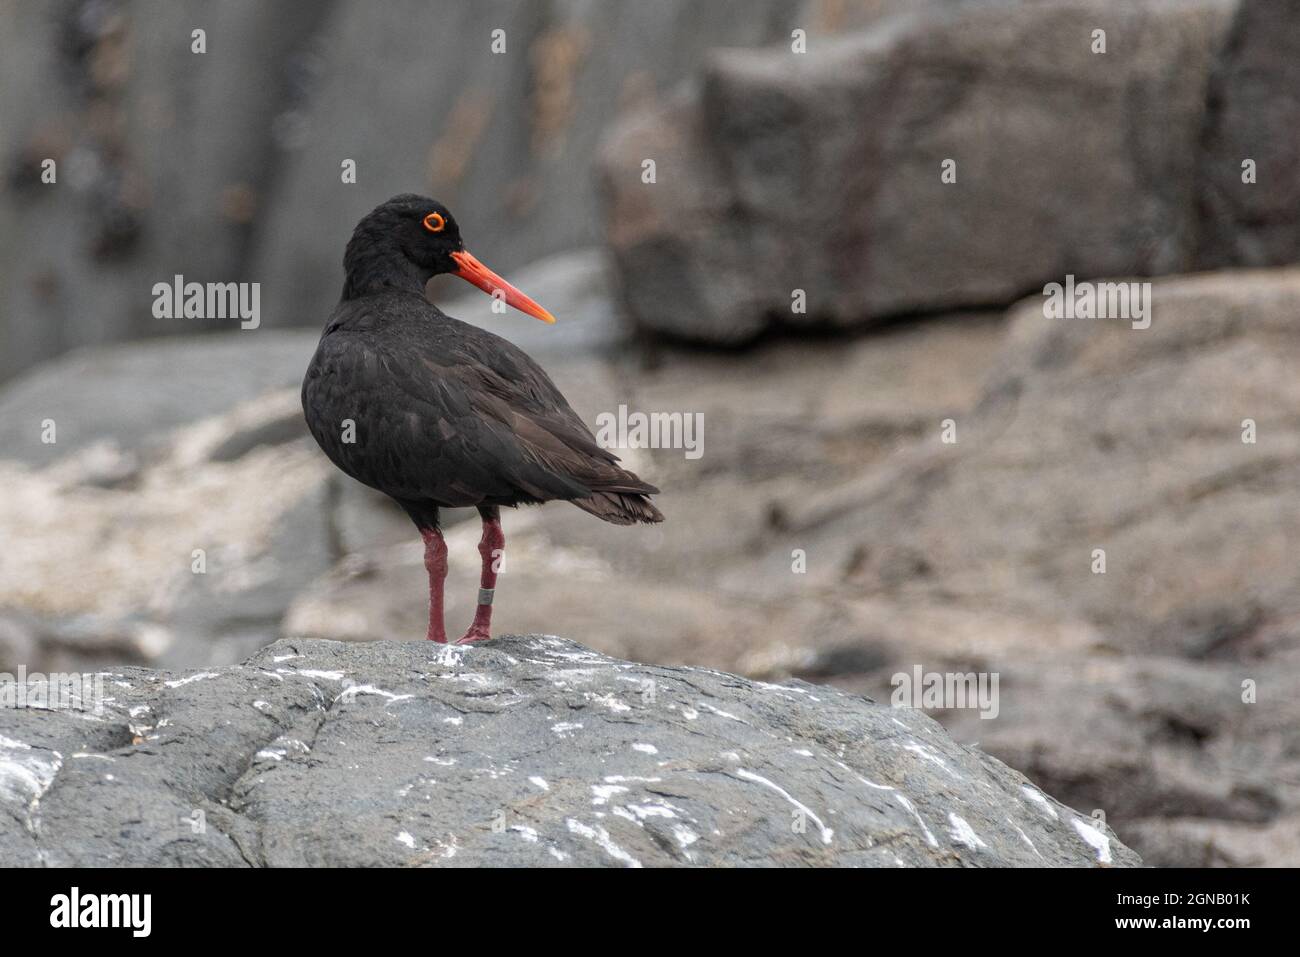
[598,0,1235,344]
[0,635,1137,867]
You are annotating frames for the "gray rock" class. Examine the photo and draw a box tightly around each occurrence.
[0,1,333,383]
[598,0,1236,344]
[0,331,319,466]
[0,635,1138,867]
[1195,0,1300,267]
[0,385,335,673]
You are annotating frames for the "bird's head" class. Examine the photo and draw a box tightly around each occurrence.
[345,194,555,323]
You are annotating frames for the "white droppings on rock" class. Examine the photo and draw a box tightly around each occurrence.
[256,749,285,761]
[735,769,833,845]
[529,776,550,791]
[432,646,466,667]
[442,716,463,725]
[433,834,459,859]
[511,825,540,842]
[1021,785,1059,820]
[551,722,583,736]
[0,739,62,832]
[631,743,658,754]
[565,818,641,868]
[591,784,629,806]
[437,672,495,687]
[899,741,960,779]
[424,756,456,766]
[672,824,699,848]
[271,654,303,663]
[278,668,345,681]
[588,692,631,713]
[893,794,938,847]
[699,702,743,722]
[946,813,987,849]
[1071,817,1113,864]
[336,684,413,705]
[832,757,894,792]
[396,831,416,848]
[163,671,219,688]
[1008,818,1044,860]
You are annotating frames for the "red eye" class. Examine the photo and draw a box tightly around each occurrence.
[422,212,446,233]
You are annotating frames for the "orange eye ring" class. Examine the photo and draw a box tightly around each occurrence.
[422,212,446,233]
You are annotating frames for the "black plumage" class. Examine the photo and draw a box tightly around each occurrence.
[302,195,662,644]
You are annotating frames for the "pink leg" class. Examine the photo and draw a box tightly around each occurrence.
[457,509,503,644]
[421,527,448,643]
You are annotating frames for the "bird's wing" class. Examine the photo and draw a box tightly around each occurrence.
[376,330,657,505]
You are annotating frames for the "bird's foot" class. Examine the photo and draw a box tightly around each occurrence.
[455,627,493,645]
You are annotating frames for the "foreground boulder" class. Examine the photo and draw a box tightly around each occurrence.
[0,636,1137,867]
[598,0,1234,344]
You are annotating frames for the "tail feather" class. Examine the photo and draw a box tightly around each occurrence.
[570,490,664,525]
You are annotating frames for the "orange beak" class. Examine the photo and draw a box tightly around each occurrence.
[450,250,556,324]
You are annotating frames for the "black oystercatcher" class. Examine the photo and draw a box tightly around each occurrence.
[302,195,663,644]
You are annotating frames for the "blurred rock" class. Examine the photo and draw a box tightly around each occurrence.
[0,385,333,672]
[0,330,318,465]
[0,635,1140,867]
[1196,0,1300,267]
[0,0,825,380]
[0,0,332,382]
[598,0,1235,344]
[0,0,1020,383]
